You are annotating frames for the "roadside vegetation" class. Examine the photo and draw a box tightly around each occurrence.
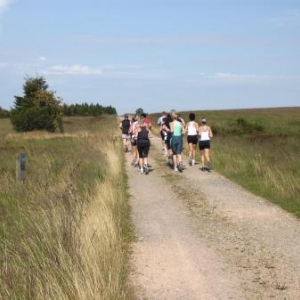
[0,116,132,299]
[152,107,300,218]
[1,106,299,299]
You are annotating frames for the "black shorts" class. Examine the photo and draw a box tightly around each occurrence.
[137,139,150,158]
[199,140,210,150]
[187,135,198,145]
[131,138,137,146]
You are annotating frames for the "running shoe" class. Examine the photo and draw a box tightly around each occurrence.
[188,157,192,166]
[206,161,212,170]
[174,167,178,172]
[140,167,144,174]
[144,164,150,175]
[168,161,174,168]
[178,161,184,172]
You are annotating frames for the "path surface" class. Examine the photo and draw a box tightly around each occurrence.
[127,137,300,300]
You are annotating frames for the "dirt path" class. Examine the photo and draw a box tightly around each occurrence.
[126,137,300,300]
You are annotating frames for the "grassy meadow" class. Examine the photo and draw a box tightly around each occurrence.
[1,106,299,299]
[0,116,132,300]
[152,107,300,218]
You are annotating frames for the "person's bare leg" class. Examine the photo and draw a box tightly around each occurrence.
[139,157,144,173]
[205,149,211,169]
[188,143,193,165]
[177,154,182,163]
[132,145,138,166]
[126,138,130,151]
[192,144,196,165]
[168,148,173,165]
[144,157,148,166]
[201,150,205,170]
[173,154,178,171]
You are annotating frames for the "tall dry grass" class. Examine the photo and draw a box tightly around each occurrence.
[0,116,132,299]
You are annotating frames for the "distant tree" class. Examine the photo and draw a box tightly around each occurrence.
[93,104,104,116]
[23,76,49,98]
[0,107,10,118]
[104,105,117,115]
[62,103,116,116]
[135,107,144,115]
[10,76,64,132]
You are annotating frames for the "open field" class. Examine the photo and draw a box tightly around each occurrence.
[0,106,299,299]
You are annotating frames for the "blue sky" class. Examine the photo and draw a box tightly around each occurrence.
[0,0,299,115]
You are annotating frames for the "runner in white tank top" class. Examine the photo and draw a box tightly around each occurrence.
[198,117,213,171]
[185,113,199,166]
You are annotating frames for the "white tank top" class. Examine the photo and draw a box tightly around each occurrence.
[131,121,138,137]
[187,121,197,135]
[199,126,210,141]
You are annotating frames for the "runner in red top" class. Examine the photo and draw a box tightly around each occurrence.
[141,113,152,129]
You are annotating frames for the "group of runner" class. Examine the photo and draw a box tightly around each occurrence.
[158,111,213,172]
[119,110,213,174]
[120,113,153,174]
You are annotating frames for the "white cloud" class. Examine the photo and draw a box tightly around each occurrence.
[42,63,160,79]
[39,56,47,62]
[212,72,274,81]
[44,64,104,75]
[0,0,11,14]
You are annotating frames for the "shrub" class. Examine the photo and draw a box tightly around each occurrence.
[10,76,64,133]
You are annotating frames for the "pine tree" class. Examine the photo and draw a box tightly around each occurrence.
[10,76,64,132]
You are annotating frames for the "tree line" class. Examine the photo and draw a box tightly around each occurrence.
[0,103,116,118]
[62,103,116,116]
[1,76,117,132]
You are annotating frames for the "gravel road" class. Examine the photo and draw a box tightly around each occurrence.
[127,136,300,300]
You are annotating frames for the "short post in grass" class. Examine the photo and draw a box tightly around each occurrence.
[16,153,27,182]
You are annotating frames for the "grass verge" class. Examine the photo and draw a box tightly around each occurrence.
[0,116,133,300]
